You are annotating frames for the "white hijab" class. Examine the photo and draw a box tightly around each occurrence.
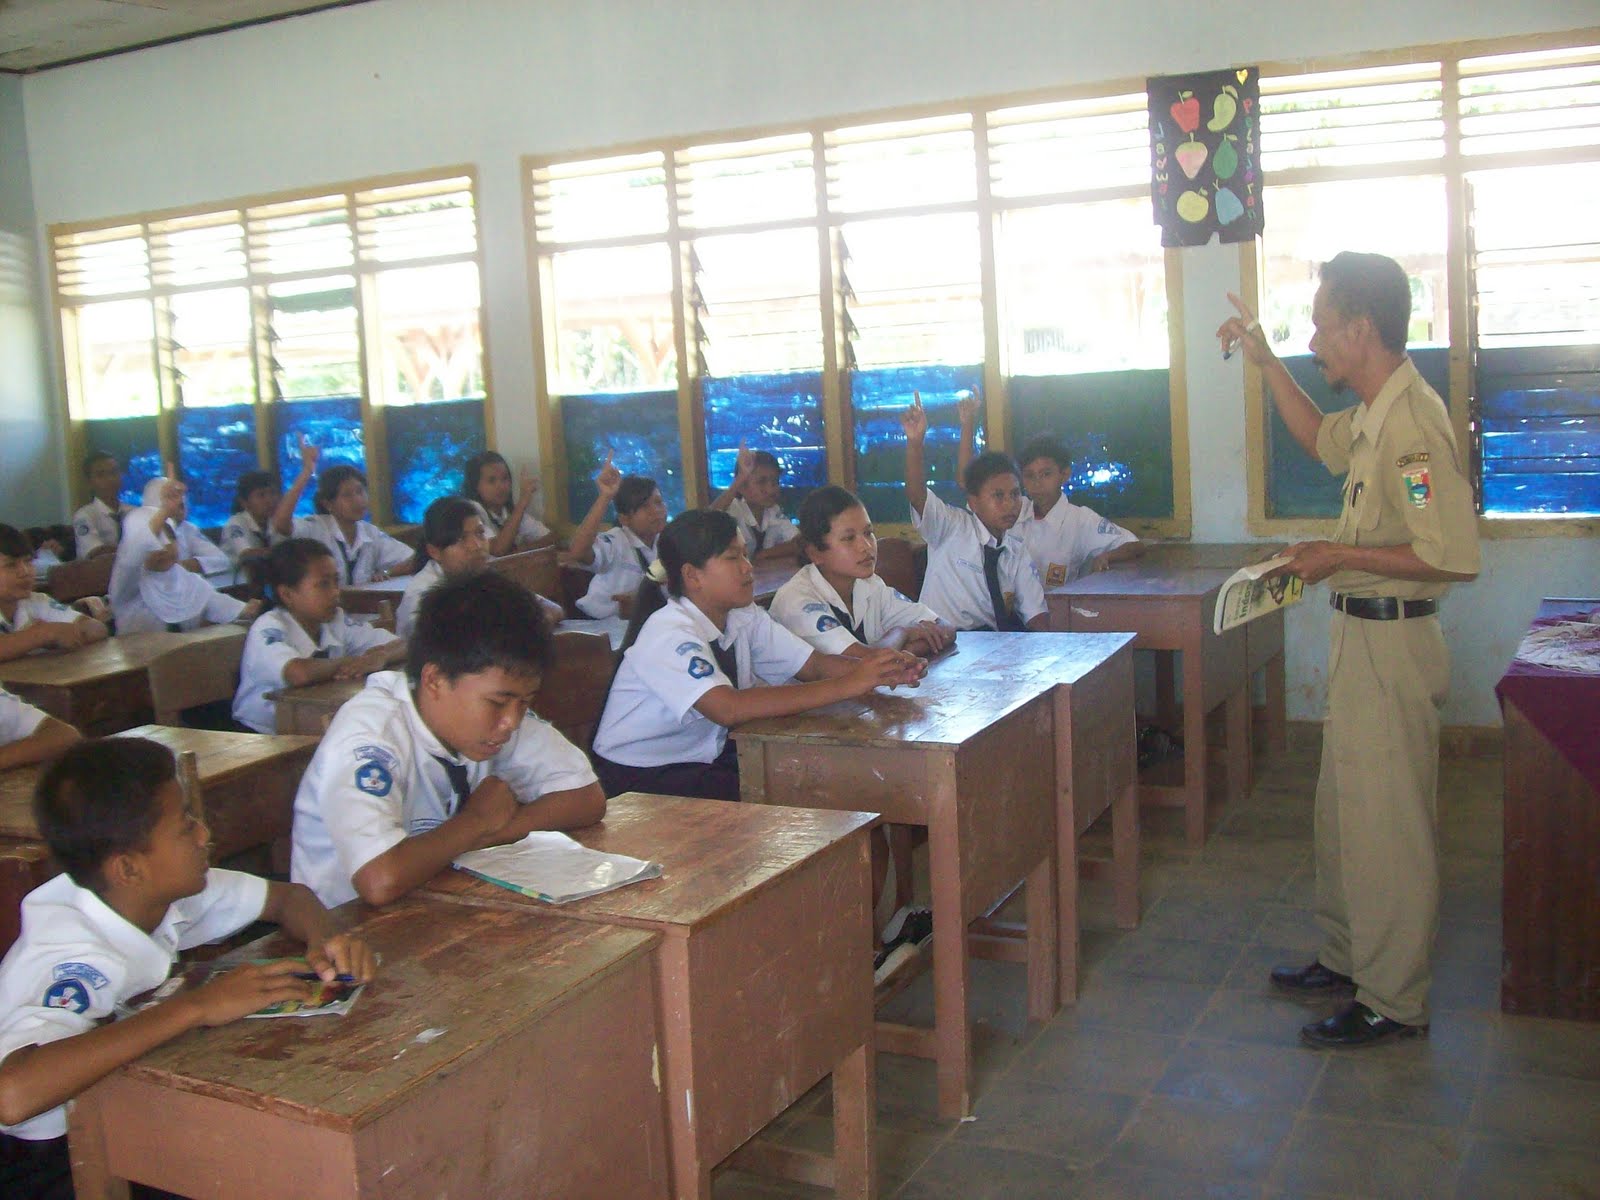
[110,478,216,624]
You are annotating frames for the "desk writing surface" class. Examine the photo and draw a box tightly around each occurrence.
[125,897,658,1125]
[1050,561,1235,599]
[1142,542,1283,570]
[751,559,799,604]
[0,625,242,689]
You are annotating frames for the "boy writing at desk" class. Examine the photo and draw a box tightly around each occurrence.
[291,572,604,908]
[0,738,374,1197]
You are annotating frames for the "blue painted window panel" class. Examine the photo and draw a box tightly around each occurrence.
[1478,343,1600,517]
[1266,348,1452,520]
[178,404,259,529]
[1008,370,1173,521]
[272,397,366,518]
[702,372,826,516]
[81,416,161,508]
[560,389,686,521]
[850,364,983,524]
[385,399,487,525]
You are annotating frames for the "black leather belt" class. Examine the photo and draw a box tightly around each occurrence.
[1330,592,1438,620]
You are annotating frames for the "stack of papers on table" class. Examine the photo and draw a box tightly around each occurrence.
[453,831,662,903]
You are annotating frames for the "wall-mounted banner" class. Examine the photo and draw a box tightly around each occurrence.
[1148,66,1262,247]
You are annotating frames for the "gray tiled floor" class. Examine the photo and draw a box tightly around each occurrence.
[714,733,1600,1199]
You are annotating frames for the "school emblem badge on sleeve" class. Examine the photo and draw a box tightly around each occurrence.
[1403,466,1432,508]
[43,978,91,1013]
[355,762,393,797]
[687,656,715,679]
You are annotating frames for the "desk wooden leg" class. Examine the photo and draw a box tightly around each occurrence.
[1155,651,1179,732]
[832,1039,877,1200]
[1112,773,1141,930]
[1182,654,1208,848]
[1052,689,1080,1002]
[1265,650,1288,753]
[927,804,972,1120]
[68,1086,129,1200]
[1224,684,1250,805]
[1025,855,1059,1022]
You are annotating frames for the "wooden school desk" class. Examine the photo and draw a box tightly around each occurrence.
[736,639,1061,1119]
[68,897,670,1200]
[336,575,408,615]
[1047,564,1251,846]
[0,724,317,863]
[426,794,879,1199]
[0,625,244,735]
[270,678,364,735]
[751,558,801,607]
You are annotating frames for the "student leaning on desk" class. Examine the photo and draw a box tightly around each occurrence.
[0,525,109,663]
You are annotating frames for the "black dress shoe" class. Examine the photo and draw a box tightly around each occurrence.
[1269,961,1355,994]
[1300,1001,1427,1049]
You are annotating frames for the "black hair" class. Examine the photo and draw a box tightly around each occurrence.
[0,523,32,560]
[747,450,781,475]
[263,537,335,609]
[620,509,740,652]
[415,495,481,572]
[461,450,510,507]
[232,469,277,514]
[407,571,554,686]
[963,450,1022,496]
[1016,436,1071,473]
[797,485,867,551]
[82,450,117,478]
[614,475,660,519]
[313,465,368,515]
[1319,251,1412,355]
[33,738,176,894]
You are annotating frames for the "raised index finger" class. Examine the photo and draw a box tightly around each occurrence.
[1226,292,1259,324]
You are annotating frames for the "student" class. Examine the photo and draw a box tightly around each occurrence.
[396,498,488,639]
[566,452,669,620]
[709,444,801,563]
[271,440,415,587]
[901,394,1048,632]
[0,689,79,771]
[70,451,130,561]
[461,451,554,558]
[0,525,109,663]
[770,486,954,658]
[0,739,375,1194]
[232,539,407,735]
[290,572,605,908]
[956,401,1142,586]
[109,475,259,635]
[220,470,284,574]
[591,510,923,803]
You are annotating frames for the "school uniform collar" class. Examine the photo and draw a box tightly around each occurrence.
[797,563,868,614]
[617,526,657,557]
[36,872,180,980]
[273,608,337,655]
[91,496,130,519]
[1022,494,1075,529]
[326,516,371,550]
[1353,356,1419,446]
[373,669,461,766]
[672,596,742,649]
[969,509,1015,553]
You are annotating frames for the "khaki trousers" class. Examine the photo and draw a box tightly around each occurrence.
[1313,609,1449,1025]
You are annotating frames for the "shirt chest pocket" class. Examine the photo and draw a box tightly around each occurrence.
[1349,477,1382,534]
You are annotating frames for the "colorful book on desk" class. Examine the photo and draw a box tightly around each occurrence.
[1212,555,1303,634]
[118,960,365,1020]
[453,831,662,903]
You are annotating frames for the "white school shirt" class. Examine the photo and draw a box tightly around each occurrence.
[71,497,130,559]
[0,593,80,637]
[0,868,267,1140]
[290,514,412,586]
[233,606,398,734]
[471,501,551,548]
[1015,496,1137,588]
[220,512,283,571]
[0,687,48,744]
[592,597,814,768]
[769,564,945,655]
[726,497,799,555]
[910,490,1046,631]
[574,527,658,620]
[290,670,598,907]
[109,510,244,634]
[394,560,442,640]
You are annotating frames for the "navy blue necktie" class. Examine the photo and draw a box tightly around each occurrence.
[982,544,1024,632]
[432,755,472,814]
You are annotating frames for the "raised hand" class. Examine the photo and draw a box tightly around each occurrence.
[518,466,539,497]
[731,441,755,491]
[956,392,980,428]
[1217,292,1271,365]
[899,391,928,442]
[157,464,187,521]
[594,450,622,499]
[297,434,321,478]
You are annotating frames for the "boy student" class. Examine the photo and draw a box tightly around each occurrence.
[901,394,1048,632]
[956,398,1142,587]
[71,451,131,560]
[0,525,109,663]
[0,738,374,1193]
[709,444,801,562]
[290,572,604,908]
[566,451,669,620]
[0,688,79,771]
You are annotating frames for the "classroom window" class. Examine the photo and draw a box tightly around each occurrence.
[50,168,488,527]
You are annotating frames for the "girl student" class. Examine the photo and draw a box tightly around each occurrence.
[565,451,669,620]
[590,509,925,803]
[232,538,406,734]
[0,524,109,663]
[770,485,956,659]
[220,470,284,574]
[272,438,416,586]
[461,451,554,558]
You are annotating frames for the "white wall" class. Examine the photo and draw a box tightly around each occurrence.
[0,73,60,524]
[19,0,1600,724]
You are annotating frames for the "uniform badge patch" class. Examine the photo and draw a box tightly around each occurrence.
[75,521,91,537]
[1403,466,1432,508]
[1045,563,1067,588]
[261,628,285,645]
[801,602,829,614]
[43,979,91,1014]
[54,962,109,989]
[687,656,715,679]
[355,762,394,797]
[1396,451,1430,469]
[674,641,702,656]
[816,615,841,632]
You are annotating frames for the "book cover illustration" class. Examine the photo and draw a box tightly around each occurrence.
[1213,554,1303,634]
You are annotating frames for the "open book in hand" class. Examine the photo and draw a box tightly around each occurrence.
[1213,554,1304,634]
[453,831,663,904]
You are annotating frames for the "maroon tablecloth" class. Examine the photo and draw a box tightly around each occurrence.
[1495,599,1600,794]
